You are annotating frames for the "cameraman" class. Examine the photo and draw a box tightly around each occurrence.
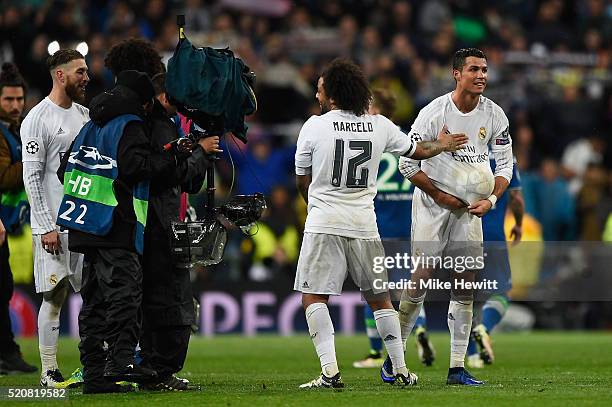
[139,72,220,391]
[57,70,174,393]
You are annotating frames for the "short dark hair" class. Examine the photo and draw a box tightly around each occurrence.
[321,58,371,116]
[105,38,165,78]
[151,72,165,96]
[0,62,26,95]
[371,88,396,118]
[46,49,85,71]
[452,48,487,71]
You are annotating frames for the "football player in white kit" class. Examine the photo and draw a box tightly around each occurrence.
[20,50,89,388]
[295,59,468,388]
[395,48,514,386]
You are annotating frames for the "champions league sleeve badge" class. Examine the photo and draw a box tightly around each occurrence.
[25,140,40,154]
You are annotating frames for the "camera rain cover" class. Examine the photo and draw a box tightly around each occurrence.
[171,219,227,268]
[166,36,257,143]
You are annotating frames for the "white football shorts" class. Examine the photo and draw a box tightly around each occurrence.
[294,232,388,295]
[33,232,83,293]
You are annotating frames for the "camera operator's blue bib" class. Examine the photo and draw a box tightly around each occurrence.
[57,115,150,254]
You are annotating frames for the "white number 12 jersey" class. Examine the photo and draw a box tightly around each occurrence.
[295,110,415,239]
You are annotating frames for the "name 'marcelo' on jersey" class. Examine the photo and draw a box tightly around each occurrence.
[295,110,416,239]
[20,97,90,234]
[399,92,513,205]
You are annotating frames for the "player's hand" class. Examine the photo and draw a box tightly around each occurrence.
[468,199,493,217]
[509,224,523,245]
[198,136,223,154]
[0,219,6,245]
[41,230,63,255]
[434,191,467,210]
[437,125,468,152]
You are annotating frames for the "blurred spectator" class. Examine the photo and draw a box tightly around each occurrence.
[370,55,414,127]
[561,135,606,196]
[576,164,608,240]
[418,0,452,36]
[523,158,576,241]
[224,134,295,196]
[513,124,541,172]
[597,170,612,242]
[244,185,299,282]
[139,0,167,40]
[529,0,572,51]
[539,84,601,157]
[105,1,136,37]
[577,0,612,43]
[181,0,211,34]
[255,34,312,124]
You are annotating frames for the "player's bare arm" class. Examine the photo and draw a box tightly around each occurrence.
[409,170,466,210]
[0,218,5,245]
[468,176,510,217]
[296,172,312,205]
[508,189,525,244]
[410,125,468,160]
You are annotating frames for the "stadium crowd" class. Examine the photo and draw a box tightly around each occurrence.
[1,0,611,284]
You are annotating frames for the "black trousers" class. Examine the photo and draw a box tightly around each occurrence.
[78,248,142,386]
[140,222,194,378]
[0,239,19,357]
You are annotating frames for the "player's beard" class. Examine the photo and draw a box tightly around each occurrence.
[319,100,331,114]
[0,108,21,126]
[65,79,86,104]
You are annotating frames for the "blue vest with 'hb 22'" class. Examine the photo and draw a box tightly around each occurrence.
[56,114,150,254]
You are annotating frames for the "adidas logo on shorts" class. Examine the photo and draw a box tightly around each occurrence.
[383,334,397,342]
[302,281,310,289]
[448,313,455,321]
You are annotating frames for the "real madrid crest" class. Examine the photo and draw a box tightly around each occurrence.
[478,127,486,140]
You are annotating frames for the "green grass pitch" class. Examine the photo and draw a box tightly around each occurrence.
[2,332,611,406]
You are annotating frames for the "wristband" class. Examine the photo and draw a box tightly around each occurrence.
[486,194,497,207]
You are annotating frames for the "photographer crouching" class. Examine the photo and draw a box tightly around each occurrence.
[139,72,221,391]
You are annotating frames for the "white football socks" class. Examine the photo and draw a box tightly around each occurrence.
[373,309,408,375]
[305,303,339,377]
[38,298,62,372]
[398,291,425,350]
[448,300,473,368]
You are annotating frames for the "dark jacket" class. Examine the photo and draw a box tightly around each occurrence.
[146,100,209,235]
[141,100,210,328]
[0,120,23,195]
[57,86,177,253]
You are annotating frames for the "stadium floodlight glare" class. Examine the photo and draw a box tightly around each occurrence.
[47,41,60,55]
[76,41,89,56]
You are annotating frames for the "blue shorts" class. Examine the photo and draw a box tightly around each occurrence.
[477,241,512,295]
